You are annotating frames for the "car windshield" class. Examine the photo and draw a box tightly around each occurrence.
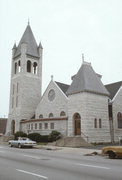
[18,137,30,140]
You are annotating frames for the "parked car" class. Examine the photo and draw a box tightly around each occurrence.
[102,146,122,159]
[9,137,37,148]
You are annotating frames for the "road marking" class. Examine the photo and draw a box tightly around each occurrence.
[24,154,40,159]
[16,169,48,179]
[76,163,110,170]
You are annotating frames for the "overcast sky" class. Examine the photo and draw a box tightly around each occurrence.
[0,0,122,118]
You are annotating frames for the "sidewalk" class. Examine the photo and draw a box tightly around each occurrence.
[0,141,101,156]
[36,145,101,156]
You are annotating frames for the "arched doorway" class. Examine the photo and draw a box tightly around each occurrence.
[11,120,15,135]
[73,113,81,135]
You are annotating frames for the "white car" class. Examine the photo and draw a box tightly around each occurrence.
[9,137,37,148]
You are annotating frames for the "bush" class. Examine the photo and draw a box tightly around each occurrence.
[14,131,27,140]
[48,131,61,142]
[28,133,42,143]
[40,135,49,142]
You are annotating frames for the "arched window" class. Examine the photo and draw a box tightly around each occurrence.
[49,113,54,118]
[14,62,17,74]
[99,119,102,128]
[94,118,97,128]
[117,112,122,128]
[11,120,15,135]
[18,60,21,72]
[33,62,38,74]
[60,111,66,117]
[39,114,43,119]
[27,60,31,72]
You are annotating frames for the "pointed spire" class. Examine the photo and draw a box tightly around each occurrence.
[51,75,54,81]
[82,53,84,63]
[28,18,30,26]
[14,24,40,58]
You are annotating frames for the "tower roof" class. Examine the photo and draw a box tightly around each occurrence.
[14,24,40,58]
[66,61,109,96]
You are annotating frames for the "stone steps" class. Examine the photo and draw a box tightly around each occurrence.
[51,137,92,148]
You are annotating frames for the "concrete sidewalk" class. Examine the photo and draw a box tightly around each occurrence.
[36,145,101,156]
[0,141,101,156]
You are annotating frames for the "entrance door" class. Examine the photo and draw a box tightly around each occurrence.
[75,119,81,135]
[74,113,81,135]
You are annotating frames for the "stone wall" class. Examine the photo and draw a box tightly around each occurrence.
[68,92,111,143]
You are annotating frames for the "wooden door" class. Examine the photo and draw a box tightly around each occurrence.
[75,119,81,135]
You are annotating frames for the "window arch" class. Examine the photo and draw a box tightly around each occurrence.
[60,111,66,117]
[27,60,31,72]
[49,113,54,118]
[39,114,43,119]
[33,62,38,74]
[117,112,122,128]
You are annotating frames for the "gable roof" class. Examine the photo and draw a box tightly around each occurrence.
[14,24,40,58]
[105,81,122,100]
[55,81,70,95]
[66,62,109,96]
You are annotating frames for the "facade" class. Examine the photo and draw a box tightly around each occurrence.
[6,24,122,143]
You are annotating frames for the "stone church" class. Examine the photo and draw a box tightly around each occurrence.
[6,24,122,143]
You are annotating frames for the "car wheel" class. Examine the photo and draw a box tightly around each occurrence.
[108,151,116,159]
[10,143,13,147]
[18,143,22,148]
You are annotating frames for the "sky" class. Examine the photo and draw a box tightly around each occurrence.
[0,0,122,118]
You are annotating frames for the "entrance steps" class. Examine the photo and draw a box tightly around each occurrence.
[50,137,92,148]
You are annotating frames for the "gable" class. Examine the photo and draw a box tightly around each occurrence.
[35,80,68,118]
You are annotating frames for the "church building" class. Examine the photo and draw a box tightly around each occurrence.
[6,24,122,143]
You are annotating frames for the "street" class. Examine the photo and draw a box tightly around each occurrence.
[0,145,122,180]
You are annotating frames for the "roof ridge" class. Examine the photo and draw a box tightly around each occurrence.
[105,81,122,86]
[55,81,69,86]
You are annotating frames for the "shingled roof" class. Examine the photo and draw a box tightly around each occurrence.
[14,24,41,58]
[66,62,109,96]
[55,81,70,95]
[105,81,122,100]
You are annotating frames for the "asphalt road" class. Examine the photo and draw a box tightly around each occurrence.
[0,145,122,180]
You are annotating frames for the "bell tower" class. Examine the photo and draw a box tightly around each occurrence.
[6,24,43,135]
